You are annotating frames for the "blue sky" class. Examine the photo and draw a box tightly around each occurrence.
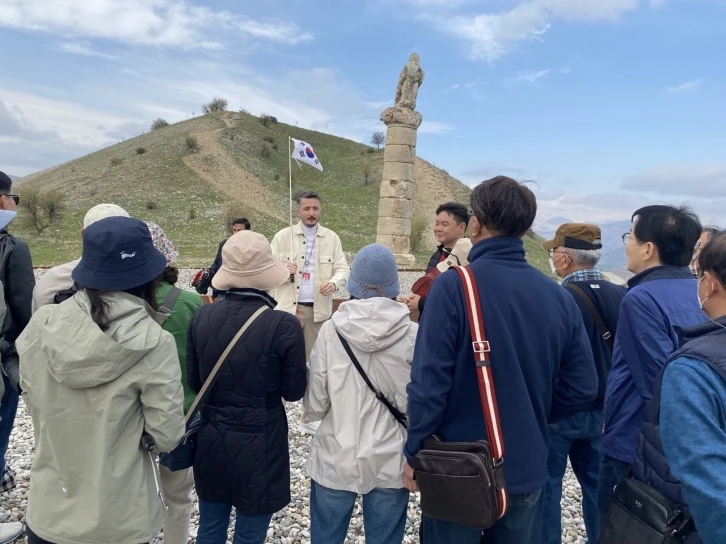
[1,0,724,228]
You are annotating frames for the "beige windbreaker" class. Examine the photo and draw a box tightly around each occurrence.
[303,297,417,493]
[17,291,185,544]
[270,222,350,323]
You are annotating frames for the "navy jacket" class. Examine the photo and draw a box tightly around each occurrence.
[405,237,598,495]
[602,266,706,464]
[565,280,626,411]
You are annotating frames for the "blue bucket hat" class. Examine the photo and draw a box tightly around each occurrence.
[348,243,400,300]
[72,216,167,292]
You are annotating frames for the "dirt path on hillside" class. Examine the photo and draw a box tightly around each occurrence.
[183,127,284,220]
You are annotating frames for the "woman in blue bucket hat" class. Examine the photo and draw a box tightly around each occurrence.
[17,216,186,544]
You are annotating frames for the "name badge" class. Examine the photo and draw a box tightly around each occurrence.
[302,272,312,285]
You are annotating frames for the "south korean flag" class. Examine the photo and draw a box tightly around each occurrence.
[291,138,323,171]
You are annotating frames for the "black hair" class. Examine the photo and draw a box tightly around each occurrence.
[161,266,179,286]
[0,172,11,194]
[698,231,726,286]
[232,218,251,230]
[631,205,702,267]
[295,191,321,205]
[82,279,159,331]
[470,176,537,238]
[436,202,470,227]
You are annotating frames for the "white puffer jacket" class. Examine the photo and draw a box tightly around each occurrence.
[303,297,417,494]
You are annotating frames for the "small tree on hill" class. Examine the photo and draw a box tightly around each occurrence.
[202,98,228,114]
[371,131,385,149]
[151,118,169,130]
[19,187,67,234]
[362,161,373,185]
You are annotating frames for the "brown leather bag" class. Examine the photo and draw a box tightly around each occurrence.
[412,265,509,529]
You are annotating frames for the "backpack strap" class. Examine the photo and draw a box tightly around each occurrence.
[453,265,509,520]
[159,286,183,315]
[566,283,614,353]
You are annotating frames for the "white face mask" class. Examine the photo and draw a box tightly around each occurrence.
[549,258,558,275]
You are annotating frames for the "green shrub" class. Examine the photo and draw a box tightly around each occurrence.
[136,147,146,155]
[410,214,429,253]
[185,135,198,152]
[202,98,228,114]
[150,118,169,130]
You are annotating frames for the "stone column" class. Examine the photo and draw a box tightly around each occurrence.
[376,107,423,267]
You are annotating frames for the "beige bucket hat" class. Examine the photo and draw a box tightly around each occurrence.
[211,231,290,292]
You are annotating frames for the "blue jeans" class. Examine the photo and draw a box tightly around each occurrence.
[196,501,272,544]
[422,488,544,544]
[542,410,602,544]
[310,480,409,544]
[596,455,631,539]
[0,373,19,474]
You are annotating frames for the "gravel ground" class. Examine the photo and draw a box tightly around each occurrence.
[5,269,588,543]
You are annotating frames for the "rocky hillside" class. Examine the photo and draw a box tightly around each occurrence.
[15,111,549,270]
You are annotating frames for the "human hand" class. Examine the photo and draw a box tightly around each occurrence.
[403,462,419,492]
[405,294,421,312]
[319,282,336,296]
[287,262,298,274]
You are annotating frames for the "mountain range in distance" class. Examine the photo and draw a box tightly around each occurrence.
[533,215,632,277]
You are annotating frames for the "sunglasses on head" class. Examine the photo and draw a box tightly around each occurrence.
[1,194,19,205]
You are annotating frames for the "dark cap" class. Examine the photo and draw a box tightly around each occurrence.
[542,223,603,251]
[72,216,167,292]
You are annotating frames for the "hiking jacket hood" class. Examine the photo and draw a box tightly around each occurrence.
[304,297,417,493]
[17,290,185,544]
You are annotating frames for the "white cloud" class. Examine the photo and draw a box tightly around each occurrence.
[419,121,455,134]
[0,0,312,48]
[665,79,702,94]
[511,68,552,85]
[56,42,118,60]
[426,0,641,61]
[623,163,726,197]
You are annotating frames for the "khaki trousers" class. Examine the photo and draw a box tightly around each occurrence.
[159,465,195,544]
[297,304,323,361]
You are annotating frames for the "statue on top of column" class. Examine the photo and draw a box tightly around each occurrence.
[394,53,425,110]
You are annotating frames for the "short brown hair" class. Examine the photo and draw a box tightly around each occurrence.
[470,176,537,238]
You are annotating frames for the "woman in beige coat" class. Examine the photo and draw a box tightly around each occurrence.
[17,217,185,544]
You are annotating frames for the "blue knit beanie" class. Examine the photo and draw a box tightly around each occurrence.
[348,244,400,300]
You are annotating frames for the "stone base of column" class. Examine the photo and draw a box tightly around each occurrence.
[393,253,416,268]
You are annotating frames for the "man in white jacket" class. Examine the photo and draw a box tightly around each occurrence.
[270,191,350,360]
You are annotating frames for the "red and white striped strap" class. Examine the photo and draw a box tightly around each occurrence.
[454,265,509,520]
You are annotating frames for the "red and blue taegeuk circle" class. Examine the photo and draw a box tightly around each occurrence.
[305,147,315,158]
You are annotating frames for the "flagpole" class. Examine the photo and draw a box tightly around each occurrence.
[288,136,298,311]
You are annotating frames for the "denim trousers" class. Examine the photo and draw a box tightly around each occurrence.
[0,373,19,474]
[596,455,631,537]
[421,488,544,544]
[542,410,603,544]
[196,501,272,544]
[310,480,409,544]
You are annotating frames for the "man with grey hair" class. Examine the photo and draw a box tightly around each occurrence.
[540,223,626,544]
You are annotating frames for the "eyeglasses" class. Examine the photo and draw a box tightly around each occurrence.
[1,194,19,205]
[622,233,631,244]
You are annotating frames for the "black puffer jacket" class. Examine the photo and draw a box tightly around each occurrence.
[186,289,307,514]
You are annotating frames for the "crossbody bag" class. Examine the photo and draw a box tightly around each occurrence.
[335,329,408,428]
[157,305,268,471]
[566,283,614,352]
[411,265,509,529]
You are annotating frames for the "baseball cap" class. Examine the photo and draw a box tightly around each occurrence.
[83,203,130,229]
[542,223,603,251]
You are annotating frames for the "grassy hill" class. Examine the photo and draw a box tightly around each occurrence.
[15,111,550,272]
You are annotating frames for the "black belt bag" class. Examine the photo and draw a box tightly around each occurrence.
[412,265,509,529]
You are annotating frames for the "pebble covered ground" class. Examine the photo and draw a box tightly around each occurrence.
[2,269,589,543]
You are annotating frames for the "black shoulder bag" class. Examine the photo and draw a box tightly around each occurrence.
[566,283,614,352]
[335,329,408,428]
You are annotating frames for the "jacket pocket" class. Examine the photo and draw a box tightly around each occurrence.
[318,254,334,281]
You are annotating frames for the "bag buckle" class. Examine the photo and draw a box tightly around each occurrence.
[603,332,612,341]
[472,341,490,354]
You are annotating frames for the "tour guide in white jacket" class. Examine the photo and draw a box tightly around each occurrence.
[270,191,350,360]
[303,243,417,544]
